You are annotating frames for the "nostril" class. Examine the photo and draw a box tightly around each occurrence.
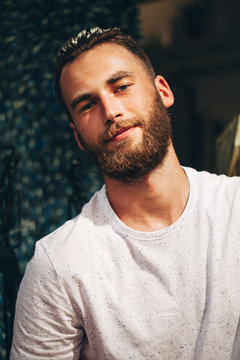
[105,113,121,125]
[106,119,113,125]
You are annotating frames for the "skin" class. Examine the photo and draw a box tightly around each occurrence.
[60,43,189,231]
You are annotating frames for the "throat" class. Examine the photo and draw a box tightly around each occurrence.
[105,156,190,233]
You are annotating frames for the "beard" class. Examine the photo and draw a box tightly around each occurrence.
[78,91,172,183]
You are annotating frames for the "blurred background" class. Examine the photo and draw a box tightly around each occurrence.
[1,0,240,358]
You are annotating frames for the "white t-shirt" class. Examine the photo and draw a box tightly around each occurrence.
[11,167,240,360]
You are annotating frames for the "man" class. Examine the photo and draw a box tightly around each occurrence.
[11,27,240,359]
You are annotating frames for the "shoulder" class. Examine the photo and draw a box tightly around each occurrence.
[40,186,105,248]
[184,166,240,214]
[185,166,240,193]
[33,185,111,274]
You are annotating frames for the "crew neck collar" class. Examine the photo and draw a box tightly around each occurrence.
[98,167,196,241]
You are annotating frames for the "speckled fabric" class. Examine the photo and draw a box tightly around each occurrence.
[11,167,240,359]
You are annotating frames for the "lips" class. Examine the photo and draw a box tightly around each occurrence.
[108,126,137,143]
[113,127,132,138]
[103,123,140,144]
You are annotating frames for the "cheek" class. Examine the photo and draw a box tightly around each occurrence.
[129,90,155,112]
[74,118,100,144]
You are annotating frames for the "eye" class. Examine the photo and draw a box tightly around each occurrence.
[80,101,95,113]
[114,83,131,94]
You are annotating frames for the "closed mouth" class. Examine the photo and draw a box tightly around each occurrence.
[103,124,140,144]
[112,126,132,138]
[104,126,132,142]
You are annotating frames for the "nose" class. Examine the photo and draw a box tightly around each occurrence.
[100,92,123,125]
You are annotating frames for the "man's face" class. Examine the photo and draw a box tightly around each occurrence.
[60,43,173,182]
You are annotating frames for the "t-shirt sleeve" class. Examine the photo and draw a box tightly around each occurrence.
[10,241,84,359]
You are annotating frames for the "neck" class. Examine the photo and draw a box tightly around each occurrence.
[104,144,189,231]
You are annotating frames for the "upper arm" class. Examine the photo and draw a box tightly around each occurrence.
[10,242,84,359]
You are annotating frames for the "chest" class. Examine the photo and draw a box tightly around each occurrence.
[74,228,240,359]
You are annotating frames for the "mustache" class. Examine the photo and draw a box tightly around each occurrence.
[100,118,144,143]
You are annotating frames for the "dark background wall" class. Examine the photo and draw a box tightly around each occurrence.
[140,0,240,172]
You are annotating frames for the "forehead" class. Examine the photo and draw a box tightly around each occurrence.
[60,43,148,90]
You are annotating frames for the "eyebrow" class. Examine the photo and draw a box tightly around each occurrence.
[70,71,135,111]
[71,93,92,111]
[106,71,135,85]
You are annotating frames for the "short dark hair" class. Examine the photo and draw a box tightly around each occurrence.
[54,27,155,116]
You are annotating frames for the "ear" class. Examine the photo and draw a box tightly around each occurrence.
[154,75,174,108]
[69,122,84,150]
